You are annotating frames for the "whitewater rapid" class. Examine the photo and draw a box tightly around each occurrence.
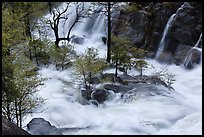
[22,60,202,135]
[23,2,202,135]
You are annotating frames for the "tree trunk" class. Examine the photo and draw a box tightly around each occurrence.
[107,2,111,63]
[115,58,118,78]
[14,100,19,127]
[25,11,33,61]
[6,102,11,121]
[67,16,79,42]
[33,44,39,66]
[19,103,22,128]
[140,67,142,76]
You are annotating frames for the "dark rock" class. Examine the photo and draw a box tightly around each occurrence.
[101,73,115,82]
[123,75,169,88]
[70,35,85,44]
[91,89,109,103]
[173,28,192,44]
[119,74,136,82]
[101,36,107,44]
[89,99,99,106]
[80,87,92,100]
[27,118,62,135]
[89,76,101,84]
[26,117,93,135]
[103,84,132,93]
[122,84,171,102]
[115,76,125,84]
[112,2,202,66]
[2,116,30,135]
[156,51,174,64]
[174,44,192,65]
[183,47,202,69]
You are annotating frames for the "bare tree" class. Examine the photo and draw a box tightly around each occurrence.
[48,2,88,48]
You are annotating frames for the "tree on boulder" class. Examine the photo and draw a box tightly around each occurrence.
[73,48,107,90]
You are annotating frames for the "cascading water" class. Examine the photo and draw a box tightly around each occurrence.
[155,14,176,60]
[155,2,190,60]
[23,2,202,135]
[183,33,202,68]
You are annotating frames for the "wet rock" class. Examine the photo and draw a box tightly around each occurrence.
[103,84,132,93]
[27,118,93,135]
[122,84,171,102]
[27,118,62,135]
[91,89,109,103]
[70,35,85,44]
[174,44,192,65]
[183,48,202,69]
[88,99,99,106]
[156,51,174,64]
[101,36,107,44]
[88,76,101,84]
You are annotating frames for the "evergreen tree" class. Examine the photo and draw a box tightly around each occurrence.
[111,35,132,77]
[130,47,148,76]
[74,48,107,89]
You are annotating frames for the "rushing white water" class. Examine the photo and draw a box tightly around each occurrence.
[23,2,202,135]
[22,60,202,135]
[155,14,176,60]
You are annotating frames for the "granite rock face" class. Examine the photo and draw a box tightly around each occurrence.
[2,116,30,135]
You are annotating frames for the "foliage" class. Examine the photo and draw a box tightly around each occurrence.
[134,59,148,76]
[162,2,177,9]
[123,2,141,13]
[111,35,148,76]
[74,48,107,88]
[2,2,45,128]
[50,42,76,70]
[111,35,132,76]
[130,47,148,76]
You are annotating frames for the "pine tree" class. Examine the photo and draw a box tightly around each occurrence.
[111,35,132,77]
[130,47,148,76]
[74,48,107,89]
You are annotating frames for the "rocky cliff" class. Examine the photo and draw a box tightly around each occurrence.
[112,2,202,68]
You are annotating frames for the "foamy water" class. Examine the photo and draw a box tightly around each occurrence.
[23,60,202,135]
[24,2,202,135]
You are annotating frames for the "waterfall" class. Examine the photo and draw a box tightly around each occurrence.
[155,2,189,60]
[182,33,202,68]
[155,14,176,60]
[40,2,106,46]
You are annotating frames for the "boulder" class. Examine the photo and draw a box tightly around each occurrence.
[88,99,99,106]
[27,118,62,135]
[156,51,174,64]
[183,48,202,69]
[88,76,101,84]
[174,44,192,65]
[103,84,132,93]
[70,35,85,44]
[101,36,107,44]
[27,117,92,135]
[122,84,171,102]
[91,89,109,103]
